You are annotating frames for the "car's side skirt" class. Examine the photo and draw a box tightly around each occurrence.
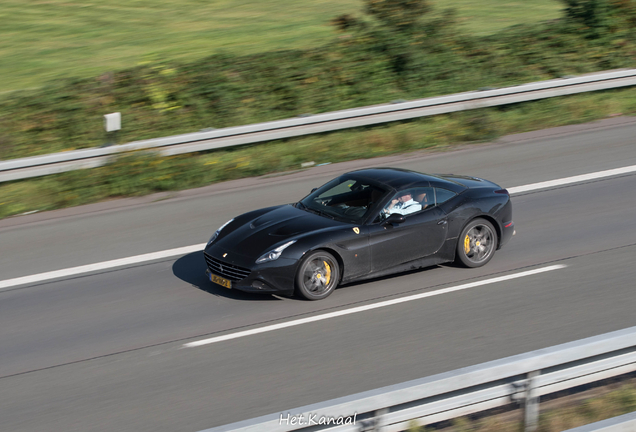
[343,254,452,284]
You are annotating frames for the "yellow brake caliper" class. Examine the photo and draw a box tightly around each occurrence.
[464,235,471,254]
[324,261,332,285]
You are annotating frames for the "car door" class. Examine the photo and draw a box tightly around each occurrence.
[329,225,372,281]
[367,206,448,274]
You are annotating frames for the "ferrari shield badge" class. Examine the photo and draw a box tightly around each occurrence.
[353,227,360,234]
[223,253,228,257]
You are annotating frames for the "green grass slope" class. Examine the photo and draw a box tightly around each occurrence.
[0,0,561,93]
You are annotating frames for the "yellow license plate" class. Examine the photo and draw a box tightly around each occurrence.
[209,272,231,289]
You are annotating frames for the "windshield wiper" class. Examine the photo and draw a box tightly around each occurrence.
[297,201,319,215]
[314,208,335,219]
[300,204,334,220]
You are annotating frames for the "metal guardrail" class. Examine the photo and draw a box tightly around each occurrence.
[3,68,636,183]
[563,411,636,432]
[200,326,636,432]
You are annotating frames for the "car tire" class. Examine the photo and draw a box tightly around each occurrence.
[295,250,340,300]
[456,218,498,268]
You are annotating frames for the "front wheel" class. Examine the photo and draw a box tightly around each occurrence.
[456,219,497,268]
[295,250,340,300]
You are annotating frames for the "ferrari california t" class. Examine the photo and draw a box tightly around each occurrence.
[204,168,514,300]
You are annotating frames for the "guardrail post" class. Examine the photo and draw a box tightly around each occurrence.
[358,408,388,432]
[374,408,388,431]
[524,370,540,432]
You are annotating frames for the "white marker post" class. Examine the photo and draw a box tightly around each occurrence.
[103,112,121,147]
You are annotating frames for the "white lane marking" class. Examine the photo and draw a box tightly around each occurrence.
[183,265,566,348]
[0,244,205,290]
[508,164,636,195]
[1,162,634,290]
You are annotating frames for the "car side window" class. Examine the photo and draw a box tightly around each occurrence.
[434,188,456,205]
[410,187,433,209]
[374,187,433,223]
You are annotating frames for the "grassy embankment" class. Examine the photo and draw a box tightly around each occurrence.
[1,0,636,219]
[407,379,636,432]
[0,0,560,93]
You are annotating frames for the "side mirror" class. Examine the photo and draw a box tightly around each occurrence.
[382,213,405,226]
[311,187,318,193]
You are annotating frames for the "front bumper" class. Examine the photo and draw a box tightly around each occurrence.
[203,250,298,296]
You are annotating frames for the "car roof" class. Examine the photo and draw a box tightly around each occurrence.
[347,168,467,192]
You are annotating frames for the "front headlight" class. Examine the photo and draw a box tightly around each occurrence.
[206,218,234,247]
[256,240,297,264]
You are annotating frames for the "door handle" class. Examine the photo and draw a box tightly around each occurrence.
[437,219,447,225]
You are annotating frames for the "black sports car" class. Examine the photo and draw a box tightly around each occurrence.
[204,168,514,300]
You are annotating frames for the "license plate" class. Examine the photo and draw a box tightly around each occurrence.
[209,272,231,289]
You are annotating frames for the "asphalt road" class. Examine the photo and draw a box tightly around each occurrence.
[1,117,636,431]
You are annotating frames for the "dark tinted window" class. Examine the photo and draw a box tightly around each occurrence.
[434,188,456,205]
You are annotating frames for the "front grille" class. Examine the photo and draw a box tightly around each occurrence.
[204,253,251,282]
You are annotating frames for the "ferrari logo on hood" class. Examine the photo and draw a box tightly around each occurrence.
[223,253,228,258]
[353,227,360,234]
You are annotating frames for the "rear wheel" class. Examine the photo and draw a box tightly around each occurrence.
[456,219,497,268]
[295,250,340,300]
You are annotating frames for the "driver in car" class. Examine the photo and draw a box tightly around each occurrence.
[384,190,422,216]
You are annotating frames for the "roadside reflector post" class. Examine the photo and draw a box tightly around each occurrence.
[103,112,121,147]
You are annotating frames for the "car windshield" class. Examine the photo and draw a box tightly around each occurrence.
[298,177,388,224]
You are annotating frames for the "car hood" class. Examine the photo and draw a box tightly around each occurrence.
[212,204,346,258]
